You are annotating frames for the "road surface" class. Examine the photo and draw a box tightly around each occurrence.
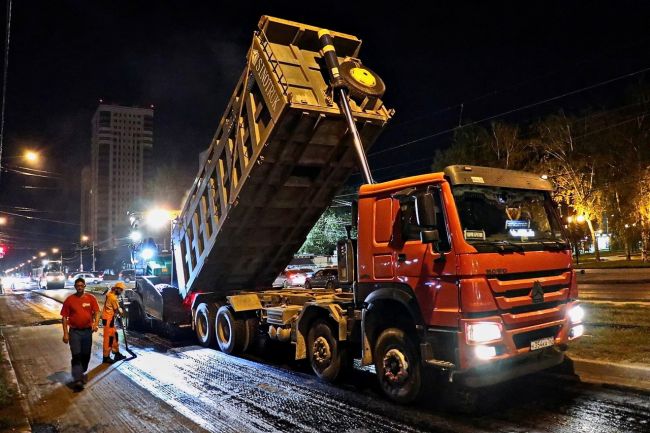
[577,268,650,303]
[1,288,649,432]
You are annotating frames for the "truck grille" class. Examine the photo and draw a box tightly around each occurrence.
[502,284,565,298]
[493,269,567,281]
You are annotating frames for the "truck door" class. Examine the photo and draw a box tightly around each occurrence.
[393,186,457,326]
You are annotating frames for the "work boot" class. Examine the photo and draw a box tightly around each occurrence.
[112,352,127,361]
[102,356,115,364]
[72,380,84,392]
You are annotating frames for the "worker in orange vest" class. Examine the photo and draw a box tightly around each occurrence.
[102,282,127,363]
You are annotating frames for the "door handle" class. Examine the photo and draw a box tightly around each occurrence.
[398,254,407,262]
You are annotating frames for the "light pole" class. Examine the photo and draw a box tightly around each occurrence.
[52,247,61,271]
[80,235,89,272]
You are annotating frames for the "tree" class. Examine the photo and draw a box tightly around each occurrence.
[431,122,532,171]
[299,207,350,255]
[534,113,605,261]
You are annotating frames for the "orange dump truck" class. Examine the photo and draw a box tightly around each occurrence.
[125,16,583,404]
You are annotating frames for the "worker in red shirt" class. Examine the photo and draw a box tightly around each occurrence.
[61,277,100,391]
[101,281,127,363]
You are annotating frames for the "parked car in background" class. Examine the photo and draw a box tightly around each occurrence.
[272,271,288,288]
[119,269,136,283]
[304,268,338,290]
[283,268,314,287]
[68,272,102,285]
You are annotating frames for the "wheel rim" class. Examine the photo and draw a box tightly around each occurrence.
[312,336,332,369]
[197,312,208,341]
[217,316,231,344]
[382,348,410,386]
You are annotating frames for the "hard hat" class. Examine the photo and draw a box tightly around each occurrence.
[113,282,127,290]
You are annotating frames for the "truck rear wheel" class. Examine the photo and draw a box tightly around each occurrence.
[308,319,346,382]
[374,328,422,404]
[215,306,246,354]
[195,303,216,347]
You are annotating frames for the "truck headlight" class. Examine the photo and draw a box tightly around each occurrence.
[570,324,584,339]
[466,322,502,344]
[568,305,585,324]
[474,345,497,359]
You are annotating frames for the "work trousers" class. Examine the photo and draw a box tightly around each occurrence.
[102,315,119,357]
[69,328,92,382]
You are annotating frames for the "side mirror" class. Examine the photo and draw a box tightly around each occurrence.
[415,192,437,228]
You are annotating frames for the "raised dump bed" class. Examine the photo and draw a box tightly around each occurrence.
[172,16,392,298]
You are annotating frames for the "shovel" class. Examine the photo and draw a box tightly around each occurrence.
[117,315,137,359]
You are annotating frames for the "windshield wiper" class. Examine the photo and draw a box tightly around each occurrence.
[539,240,570,251]
[471,240,525,253]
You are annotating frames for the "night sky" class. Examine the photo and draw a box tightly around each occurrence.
[1,1,650,266]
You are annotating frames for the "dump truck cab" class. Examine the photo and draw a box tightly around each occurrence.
[352,165,582,391]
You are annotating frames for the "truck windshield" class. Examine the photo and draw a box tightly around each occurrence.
[452,185,567,252]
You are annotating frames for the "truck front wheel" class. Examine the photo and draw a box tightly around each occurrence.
[195,303,216,347]
[374,328,422,404]
[308,319,346,382]
[215,306,246,354]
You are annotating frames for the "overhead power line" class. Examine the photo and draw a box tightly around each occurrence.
[370,65,650,157]
[0,0,11,183]
[0,210,79,226]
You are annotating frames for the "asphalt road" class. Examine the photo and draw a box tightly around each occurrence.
[1,288,650,432]
[577,269,650,303]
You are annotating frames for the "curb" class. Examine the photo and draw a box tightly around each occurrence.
[578,279,650,285]
[570,357,650,392]
[0,332,32,433]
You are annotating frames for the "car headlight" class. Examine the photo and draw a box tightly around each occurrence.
[568,305,585,324]
[466,322,502,344]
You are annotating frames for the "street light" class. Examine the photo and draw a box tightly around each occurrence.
[52,247,63,268]
[79,235,95,271]
[24,150,39,163]
[145,208,173,230]
[39,251,46,257]
[0,216,6,225]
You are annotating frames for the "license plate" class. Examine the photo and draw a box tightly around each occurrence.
[530,336,554,351]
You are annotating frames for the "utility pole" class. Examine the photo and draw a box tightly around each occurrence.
[92,241,96,272]
[79,246,83,272]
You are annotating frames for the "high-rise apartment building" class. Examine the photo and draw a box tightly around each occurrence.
[89,104,153,249]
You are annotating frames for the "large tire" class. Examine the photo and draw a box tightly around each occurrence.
[339,59,386,101]
[325,281,335,291]
[126,301,146,331]
[194,303,216,347]
[215,306,247,354]
[304,280,311,290]
[374,328,423,404]
[308,319,346,382]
